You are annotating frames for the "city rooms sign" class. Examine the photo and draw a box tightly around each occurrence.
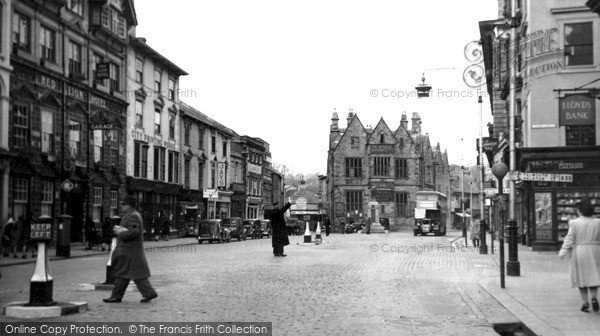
[559,94,595,126]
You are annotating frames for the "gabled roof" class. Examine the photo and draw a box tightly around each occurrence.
[180,101,238,137]
[131,38,188,76]
[367,118,397,145]
[331,114,366,153]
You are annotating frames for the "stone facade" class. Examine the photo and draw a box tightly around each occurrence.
[326,109,451,231]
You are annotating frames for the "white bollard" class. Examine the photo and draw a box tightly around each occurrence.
[303,221,311,243]
[315,221,322,239]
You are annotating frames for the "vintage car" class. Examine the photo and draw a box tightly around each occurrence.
[414,218,447,236]
[243,219,261,239]
[260,219,272,238]
[222,217,246,241]
[286,218,302,235]
[197,219,231,244]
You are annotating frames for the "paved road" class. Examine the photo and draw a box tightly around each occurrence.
[1,230,517,335]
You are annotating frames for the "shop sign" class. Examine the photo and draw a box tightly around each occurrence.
[217,163,226,187]
[90,123,115,130]
[203,189,218,199]
[370,144,394,154]
[476,137,499,152]
[559,94,595,126]
[515,172,573,182]
[36,74,58,91]
[248,163,261,174]
[131,130,176,150]
[529,159,600,171]
[371,182,393,189]
[90,95,108,109]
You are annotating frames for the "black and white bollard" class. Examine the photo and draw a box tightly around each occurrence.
[315,221,322,240]
[29,241,56,306]
[303,221,311,243]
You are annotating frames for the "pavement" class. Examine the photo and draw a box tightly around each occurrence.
[452,233,600,336]
[2,231,600,335]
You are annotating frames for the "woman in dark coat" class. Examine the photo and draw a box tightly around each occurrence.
[271,202,292,257]
[103,195,158,303]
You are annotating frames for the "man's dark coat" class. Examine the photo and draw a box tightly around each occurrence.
[271,202,292,248]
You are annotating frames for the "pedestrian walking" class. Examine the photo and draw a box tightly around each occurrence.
[325,218,331,236]
[84,216,96,250]
[21,216,37,258]
[1,215,15,257]
[270,202,292,257]
[471,215,481,247]
[103,195,158,303]
[11,216,24,258]
[161,211,171,241]
[559,198,600,313]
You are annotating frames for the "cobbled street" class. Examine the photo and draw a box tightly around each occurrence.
[1,230,518,335]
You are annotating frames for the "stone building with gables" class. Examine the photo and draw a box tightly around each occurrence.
[326,109,450,231]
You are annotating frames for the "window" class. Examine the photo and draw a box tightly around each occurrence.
[395,192,409,216]
[41,181,53,217]
[12,12,31,52]
[168,151,179,183]
[68,119,81,158]
[184,158,191,188]
[12,178,28,219]
[395,158,408,179]
[41,110,54,154]
[13,103,30,148]
[345,158,362,178]
[222,141,227,157]
[93,130,103,163]
[134,142,148,178]
[211,162,216,189]
[380,134,385,143]
[154,108,161,134]
[169,113,175,139]
[154,68,161,94]
[345,190,363,214]
[68,0,83,15]
[566,125,596,146]
[109,63,120,91]
[564,22,593,66]
[198,162,204,189]
[93,187,103,223]
[69,41,82,74]
[154,147,166,181]
[399,137,404,148]
[107,130,118,166]
[135,100,143,127]
[40,26,56,63]
[93,54,104,85]
[110,190,118,217]
[199,126,204,149]
[168,77,175,100]
[211,131,216,153]
[373,157,390,176]
[135,56,144,83]
[351,136,359,146]
[184,122,191,146]
[101,7,126,38]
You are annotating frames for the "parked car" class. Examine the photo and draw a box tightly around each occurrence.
[197,219,231,244]
[182,220,199,237]
[260,219,272,238]
[344,221,365,234]
[222,217,246,241]
[243,219,261,239]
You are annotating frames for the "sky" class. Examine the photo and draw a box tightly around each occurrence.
[135,0,499,176]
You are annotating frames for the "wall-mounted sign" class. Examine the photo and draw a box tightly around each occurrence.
[90,123,115,130]
[203,189,218,199]
[370,144,395,154]
[477,137,499,152]
[61,179,74,192]
[96,63,110,80]
[248,163,261,174]
[217,163,226,187]
[559,94,595,126]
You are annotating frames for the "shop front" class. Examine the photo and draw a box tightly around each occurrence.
[126,177,180,233]
[519,146,600,251]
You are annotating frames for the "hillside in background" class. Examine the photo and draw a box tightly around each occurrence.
[284,173,320,193]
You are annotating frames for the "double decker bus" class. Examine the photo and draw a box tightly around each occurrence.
[413,191,448,236]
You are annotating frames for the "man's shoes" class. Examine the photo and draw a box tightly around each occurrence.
[274,254,287,257]
[140,293,158,303]
[103,297,122,303]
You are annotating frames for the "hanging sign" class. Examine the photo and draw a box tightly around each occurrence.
[559,94,595,126]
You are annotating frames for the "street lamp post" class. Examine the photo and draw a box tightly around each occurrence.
[478,96,488,254]
[461,167,468,247]
[492,162,508,288]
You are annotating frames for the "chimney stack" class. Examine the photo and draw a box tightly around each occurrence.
[347,108,354,127]
[411,112,422,134]
[331,108,339,132]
